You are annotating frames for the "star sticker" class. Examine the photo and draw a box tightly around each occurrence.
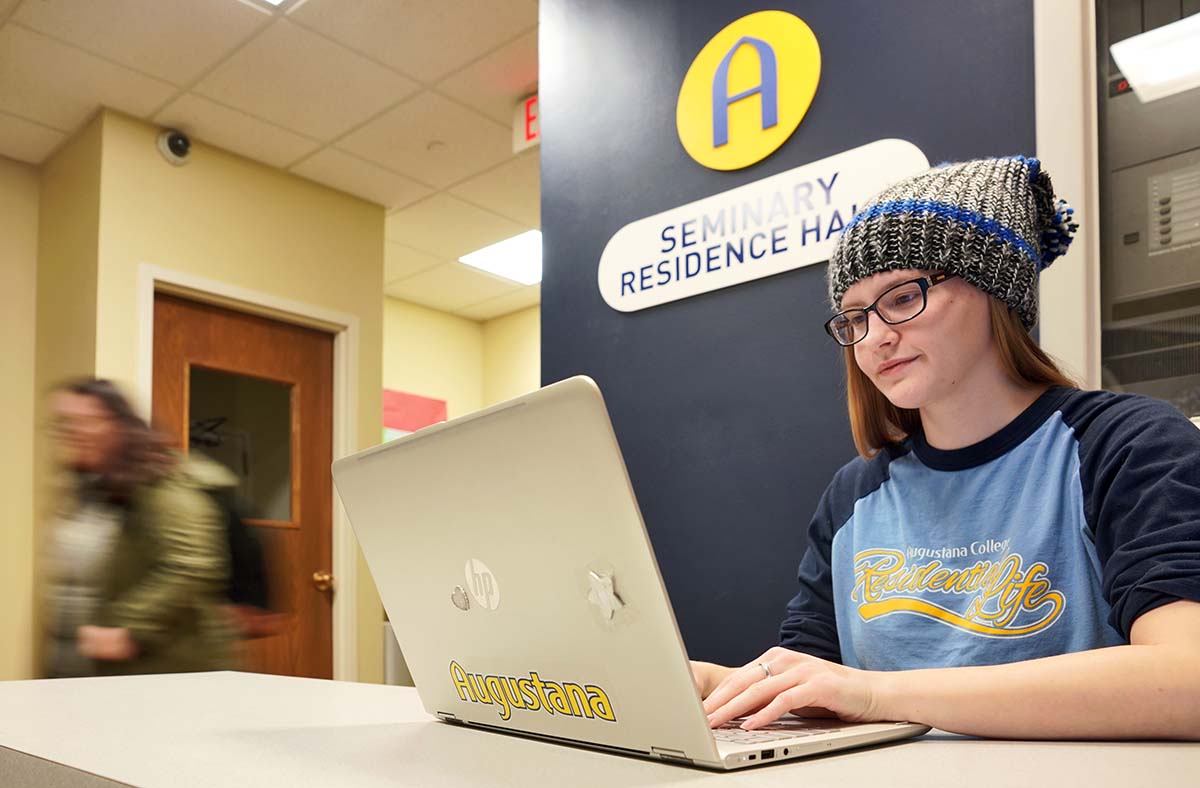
[587,570,624,620]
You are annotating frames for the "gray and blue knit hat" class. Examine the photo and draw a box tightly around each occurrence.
[827,156,1078,330]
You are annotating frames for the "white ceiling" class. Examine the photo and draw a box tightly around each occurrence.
[0,0,541,321]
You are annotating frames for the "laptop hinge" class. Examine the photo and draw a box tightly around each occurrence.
[436,711,464,725]
[651,746,692,765]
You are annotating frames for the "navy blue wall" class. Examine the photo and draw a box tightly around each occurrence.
[539,0,1035,666]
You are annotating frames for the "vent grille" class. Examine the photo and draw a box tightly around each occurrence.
[1103,315,1200,384]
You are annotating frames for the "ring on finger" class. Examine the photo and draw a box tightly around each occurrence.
[757,661,772,679]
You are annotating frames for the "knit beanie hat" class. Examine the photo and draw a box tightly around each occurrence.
[826,156,1078,330]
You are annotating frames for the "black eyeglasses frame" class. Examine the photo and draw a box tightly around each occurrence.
[823,271,958,347]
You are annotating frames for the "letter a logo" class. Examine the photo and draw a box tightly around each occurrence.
[711,36,778,148]
[677,11,820,171]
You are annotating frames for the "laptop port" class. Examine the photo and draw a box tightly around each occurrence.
[761,749,774,759]
[747,754,756,760]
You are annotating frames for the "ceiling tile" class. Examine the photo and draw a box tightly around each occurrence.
[0,25,177,130]
[193,19,418,142]
[154,93,319,169]
[384,193,525,259]
[0,111,68,164]
[435,29,538,125]
[337,91,511,188]
[290,148,433,209]
[289,0,538,84]
[13,0,271,87]
[456,285,541,321]
[384,242,442,284]
[448,150,539,227]
[383,262,521,313]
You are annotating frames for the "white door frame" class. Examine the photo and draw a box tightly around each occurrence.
[1034,0,1102,389]
[136,263,359,682]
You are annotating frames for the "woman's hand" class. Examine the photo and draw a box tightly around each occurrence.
[690,660,735,699]
[77,626,139,661]
[702,646,886,729]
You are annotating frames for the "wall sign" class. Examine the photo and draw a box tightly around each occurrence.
[598,138,929,312]
[513,94,540,153]
[676,10,821,171]
[382,388,447,442]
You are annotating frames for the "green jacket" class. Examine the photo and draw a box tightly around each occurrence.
[95,454,237,675]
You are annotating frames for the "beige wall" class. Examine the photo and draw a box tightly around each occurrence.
[27,117,107,678]
[482,306,540,406]
[382,298,485,419]
[0,156,41,680]
[35,116,103,393]
[383,299,540,417]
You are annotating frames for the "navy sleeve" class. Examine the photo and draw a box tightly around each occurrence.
[778,484,842,663]
[778,449,900,662]
[1073,393,1200,638]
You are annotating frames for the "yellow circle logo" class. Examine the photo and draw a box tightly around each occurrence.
[676,11,821,171]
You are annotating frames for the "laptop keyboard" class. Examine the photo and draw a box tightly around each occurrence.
[713,718,842,744]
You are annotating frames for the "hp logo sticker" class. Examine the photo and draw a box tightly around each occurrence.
[464,559,501,610]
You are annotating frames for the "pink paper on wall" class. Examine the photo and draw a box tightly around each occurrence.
[383,389,447,432]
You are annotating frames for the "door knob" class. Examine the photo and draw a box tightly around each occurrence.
[312,570,334,592]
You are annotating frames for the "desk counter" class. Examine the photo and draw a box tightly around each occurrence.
[0,672,1195,787]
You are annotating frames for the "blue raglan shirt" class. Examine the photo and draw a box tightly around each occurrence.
[780,387,1200,669]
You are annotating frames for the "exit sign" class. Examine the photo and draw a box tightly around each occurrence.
[513,94,539,153]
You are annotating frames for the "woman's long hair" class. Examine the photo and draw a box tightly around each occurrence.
[844,298,1078,458]
[57,378,176,499]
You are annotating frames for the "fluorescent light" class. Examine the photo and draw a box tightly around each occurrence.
[459,230,542,286]
[1110,13,1200,103]
[260,0,287,5]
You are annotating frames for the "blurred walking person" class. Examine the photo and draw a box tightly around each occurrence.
[44,379,235,676]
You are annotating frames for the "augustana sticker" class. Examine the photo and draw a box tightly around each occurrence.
[449,661,617,722]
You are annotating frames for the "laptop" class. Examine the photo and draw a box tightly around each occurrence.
[331,376,929,770]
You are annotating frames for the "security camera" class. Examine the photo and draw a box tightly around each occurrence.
[157,129,191,166]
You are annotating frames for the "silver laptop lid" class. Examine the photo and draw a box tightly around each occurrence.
[332,376,720,763]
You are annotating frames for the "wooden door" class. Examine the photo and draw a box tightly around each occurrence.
[153,293,334,679]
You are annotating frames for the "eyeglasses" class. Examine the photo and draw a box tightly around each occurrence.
[824,272,958,347]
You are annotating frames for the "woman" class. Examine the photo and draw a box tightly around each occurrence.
[695,157,1200,740]
[45,379,235,676]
